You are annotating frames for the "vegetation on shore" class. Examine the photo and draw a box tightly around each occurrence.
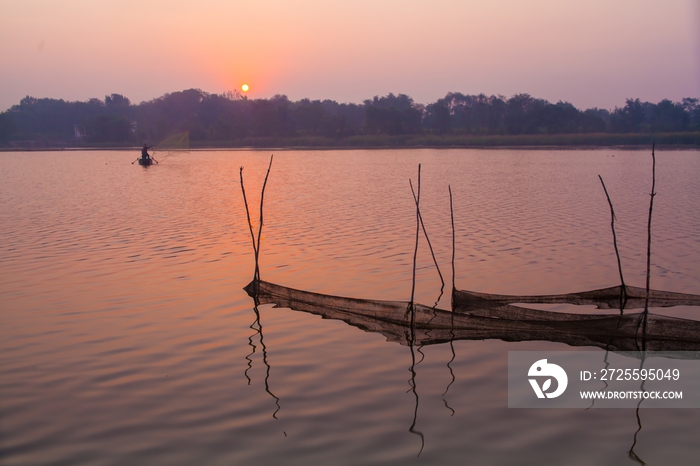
[1,89,698,148]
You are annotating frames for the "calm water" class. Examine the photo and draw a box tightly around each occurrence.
[1,148,699,465]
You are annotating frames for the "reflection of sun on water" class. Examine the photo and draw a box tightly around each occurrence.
[241,84,249,92]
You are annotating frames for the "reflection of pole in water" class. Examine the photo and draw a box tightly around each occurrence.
[239,156,280,420]
[441,292,457,416]
[406,329,425,456]
[441,185,456,415]
[585,343,611,411]
[255,300,281,420]
[628,352,648,466]
[245,289,281,420]
[630,281,649,464]
[245,317,258,385]
[442,340,456,416]
[406,164,425,456]
[628,404,647,466]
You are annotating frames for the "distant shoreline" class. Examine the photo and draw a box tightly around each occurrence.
[2,145,700,153]
[2,132,698,152]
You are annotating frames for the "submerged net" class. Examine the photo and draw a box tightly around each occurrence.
[153,131,190,161]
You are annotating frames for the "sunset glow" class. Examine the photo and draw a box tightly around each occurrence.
[1,1,700,463]
[0,0,698,110]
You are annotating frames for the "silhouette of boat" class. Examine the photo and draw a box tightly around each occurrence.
[138,157,153,166]
[244,280,700,353]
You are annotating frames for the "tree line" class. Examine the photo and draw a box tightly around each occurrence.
[0,89,698,146]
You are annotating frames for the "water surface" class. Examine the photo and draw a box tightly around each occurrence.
[1,148,699,465]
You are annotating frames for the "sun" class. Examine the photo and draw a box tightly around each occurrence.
[241,84,249,92]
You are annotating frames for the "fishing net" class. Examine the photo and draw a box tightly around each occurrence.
[244,280,700,352]
[453,285,700,311]
[153,131,190,161]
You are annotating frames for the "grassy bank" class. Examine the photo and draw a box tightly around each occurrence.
[2,132,699,151]
[184,132,700,149]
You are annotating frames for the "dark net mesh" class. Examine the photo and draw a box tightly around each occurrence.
[245,280,700,353]
[453,285,700,311]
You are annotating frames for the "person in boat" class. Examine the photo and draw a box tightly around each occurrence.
[141,144,152,162]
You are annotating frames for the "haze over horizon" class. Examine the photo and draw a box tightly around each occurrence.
[1,0,698,112]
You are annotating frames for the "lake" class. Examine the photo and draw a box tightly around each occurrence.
[1,148,699,465]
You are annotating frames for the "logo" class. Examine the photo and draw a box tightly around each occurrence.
[528,359,568,398]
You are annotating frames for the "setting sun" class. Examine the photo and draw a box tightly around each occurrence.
[241,84,249,92]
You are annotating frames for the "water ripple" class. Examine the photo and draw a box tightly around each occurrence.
[1,149,699,465]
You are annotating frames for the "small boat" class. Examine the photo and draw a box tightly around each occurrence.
[138,157,153,166]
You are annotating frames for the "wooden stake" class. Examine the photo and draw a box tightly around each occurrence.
[254,155,274,281]
[240,167,258,275]
[409,178,445,303]
[449,185,455,293]
[239,154,274,283]
[598,175,628,307]
[409,164,421,323]
[644,143,656,316]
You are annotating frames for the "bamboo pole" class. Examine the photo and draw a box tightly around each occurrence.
[239,154,274,283]
[254,155,274,282]
[644,143,656,317]
[449,185,455,294]
[239,167,258,277]
[409,179,445,303]
[598,175,628,307]
[409,164,421,325]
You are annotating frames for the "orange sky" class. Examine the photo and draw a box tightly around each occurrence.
[0,0,698,111]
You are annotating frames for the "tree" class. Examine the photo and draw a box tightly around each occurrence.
[364,94,423,135]
[580,108,609,133]
[425,99,451,134]
[251,98,284,137]
[537,102,580,134]
[293,99,327,136]
[505,94,547,134]
[83,115,133,143]
[610,98,649,132]
[651,99,688,132]
[0,113,17,142]
[105,94,130,107]
[2,89,697,145]
[682,98,700,131]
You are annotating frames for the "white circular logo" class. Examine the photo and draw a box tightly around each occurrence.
[528,359,568,399]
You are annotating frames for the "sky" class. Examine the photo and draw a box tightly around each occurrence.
[0,0,698,112]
